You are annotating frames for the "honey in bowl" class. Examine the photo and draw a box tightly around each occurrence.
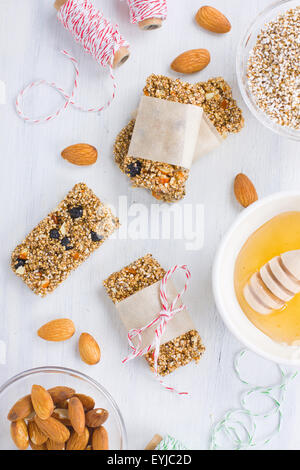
[234,211,300,345]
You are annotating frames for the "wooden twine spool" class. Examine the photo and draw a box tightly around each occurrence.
[145,434,163,450]
[139,17,162,30]
[54,0,130,68]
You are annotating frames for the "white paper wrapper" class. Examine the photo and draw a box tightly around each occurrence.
[194,113,223,161]
[128,96,203,169]
[116,280,195,351]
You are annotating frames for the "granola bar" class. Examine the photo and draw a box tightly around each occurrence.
[114,74,244,202]
[11,183,119,297]
[103,254,205,376]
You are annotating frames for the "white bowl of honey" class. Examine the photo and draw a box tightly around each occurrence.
[213,191,300,365]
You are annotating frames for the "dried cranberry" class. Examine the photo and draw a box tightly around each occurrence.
[91,231,104,242]
[49,229,60,240]
[69,206,83,219]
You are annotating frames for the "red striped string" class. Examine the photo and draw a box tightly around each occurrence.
[122,265,191,395]
[127,0,167,24]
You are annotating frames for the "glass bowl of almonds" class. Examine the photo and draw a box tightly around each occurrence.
[0,366,127,450]
[236,0,300,141]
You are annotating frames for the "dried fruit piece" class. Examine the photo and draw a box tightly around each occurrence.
[79,333,101,365]
[28,420,48,446]
[10,419,29,450]
[48,386,75,405]
[34,415,70,443]
[171,49,210,74]
[31,385,54,420]
[7,395,33,421]
[61,144,98,166]
[37,318,75,342]
[46,439,65,450]
[234,173,258,208]
[74,394,95,411]
[92,426,109,450]
[66,427,89,450]
[85,408,109,428]
[195,6,231,33]
[68,397,85,435]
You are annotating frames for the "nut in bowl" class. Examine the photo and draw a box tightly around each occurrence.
[0,367,127,450]
[213,191,300,365]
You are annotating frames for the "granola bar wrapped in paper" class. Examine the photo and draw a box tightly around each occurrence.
[114,74,244,202]
[103,254,205,376]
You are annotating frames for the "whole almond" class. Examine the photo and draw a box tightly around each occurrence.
[92,426,109,450]
[74,393,95,411]
[195,6,231,33]
[52,408,71,426]
[29,440,47,450]
[46,439,65,450]
[66,427,89,450]
[34,415,70,443]
[10,419,29,450]
[85,408,109,428]
[48,386,75,404]
[31,385,54,420]
[68,397,85,435]
[37,318,75,342]
[79,333,101,365]
[61,144,98,166]
[7,395,33,421]
[28,420,48,446]
[171,49,210,74]
[234,173,258,208]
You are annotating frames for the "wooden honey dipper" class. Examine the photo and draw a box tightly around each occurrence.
[54,0,130,68]
[244,250,300,315]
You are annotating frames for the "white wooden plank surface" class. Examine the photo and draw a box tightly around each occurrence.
[0,0,299,450]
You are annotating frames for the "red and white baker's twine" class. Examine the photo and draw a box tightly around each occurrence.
[127,0,167,24]
[122,265,191,395]
[16,0,129,124]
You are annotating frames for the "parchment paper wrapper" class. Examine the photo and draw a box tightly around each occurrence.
[116,280,195,351]
[128,96,203,169]
[194,113,224,161]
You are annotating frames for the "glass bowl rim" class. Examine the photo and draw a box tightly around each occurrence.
[0,365,128,450]
[236,0,300,141]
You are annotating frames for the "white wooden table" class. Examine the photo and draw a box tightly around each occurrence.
[0,0,299,450]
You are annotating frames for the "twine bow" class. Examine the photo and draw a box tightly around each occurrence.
[122,265,191,395]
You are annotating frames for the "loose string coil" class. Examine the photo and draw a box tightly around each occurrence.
[122,265,191,396]
[210,350,298,450]
[156,435,187,450]
[16,0,129,124]
[127,0,167,29]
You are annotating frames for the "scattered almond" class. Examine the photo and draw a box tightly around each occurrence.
[74,394,95,411]
[92,426,109,450]
[66,427,89,450]
[10,419,29,450]
[171,49,210,74]
[79,333,101,365]
[46,439,65,450]
[61,143,98,166]
[7,395,33,421]
[48,386,75,405]
[31,385,54,420]
[28,420,48,446]
[234,173,258,208]
[195,6,231,33]
[34,415,70,443]
[37,318,75,342]
[85,408,109,428]
[68,397,85,435]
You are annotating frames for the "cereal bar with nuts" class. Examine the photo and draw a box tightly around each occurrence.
[11,183,119,296]
[103,254,205,376]
[114,74,244,202]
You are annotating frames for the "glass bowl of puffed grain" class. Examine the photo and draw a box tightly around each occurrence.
[236,0,300,141]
